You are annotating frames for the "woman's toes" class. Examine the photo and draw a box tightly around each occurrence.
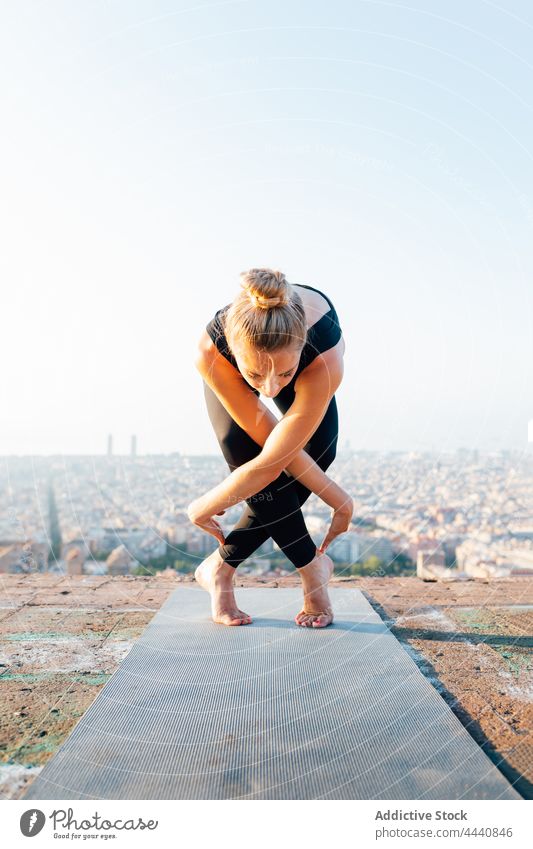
[214,610,245,626]
[311,612,333,628]
[295,609,333,628]
[295,610,312,625]
[296,613,314,627]
[229,609,251,625]
[229,614,247,625]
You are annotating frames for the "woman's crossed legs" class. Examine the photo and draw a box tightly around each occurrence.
[194,381,338,626]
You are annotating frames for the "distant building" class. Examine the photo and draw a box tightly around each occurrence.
[107,433,113,457]
[464,560,507,579]
[0,544,21,573]
[327,532,393,564]
[456,536,533,578]
[416,548,446,579]
[62,537,91,561]
[187,534,218,557]
[256,538,274,555]
[0,540,49,573]
[408,536,441,563]
[93,527,166,562]
[242,557,272,575]
[355,534,394,564]
[328,533,360,563]
[66,546,85,576]
[167,525,187,545]
[106,544,139,575]
[417,549,445,569]
[131,434,137,458]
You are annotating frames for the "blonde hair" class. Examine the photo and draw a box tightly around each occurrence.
[224,268,307,354]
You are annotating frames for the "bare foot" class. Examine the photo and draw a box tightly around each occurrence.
[194,550,252,625]
[295,551,334,628]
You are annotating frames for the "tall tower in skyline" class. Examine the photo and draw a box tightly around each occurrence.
[107,434,113,457]
[131,434,137,458]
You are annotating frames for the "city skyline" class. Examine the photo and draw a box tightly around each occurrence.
[2,447,533,580]
[1,442,529,458]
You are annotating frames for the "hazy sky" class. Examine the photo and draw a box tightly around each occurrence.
[1,0,532,455]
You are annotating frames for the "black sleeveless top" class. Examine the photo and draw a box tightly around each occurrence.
[205,283,342,382]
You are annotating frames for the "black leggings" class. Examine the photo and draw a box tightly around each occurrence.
[203,379,338,569]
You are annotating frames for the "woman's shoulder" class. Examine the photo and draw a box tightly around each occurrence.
[293,283,333,325]
[206,304,227,340]
[205,305,237,366]
[302,294,341,345]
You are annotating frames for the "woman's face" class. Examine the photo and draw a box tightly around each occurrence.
[232,344,302,397]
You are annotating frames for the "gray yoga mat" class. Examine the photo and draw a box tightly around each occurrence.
[23,587,521,800]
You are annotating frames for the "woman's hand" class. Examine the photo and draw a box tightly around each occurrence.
[317,490,354,554]
[187,497,226,546]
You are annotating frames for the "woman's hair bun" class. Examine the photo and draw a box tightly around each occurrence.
[225,266,307,353]
[240,268,290,309]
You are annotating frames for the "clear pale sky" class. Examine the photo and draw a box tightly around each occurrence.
[1,1,532,456]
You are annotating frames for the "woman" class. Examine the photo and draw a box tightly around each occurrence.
[188,268,353,628]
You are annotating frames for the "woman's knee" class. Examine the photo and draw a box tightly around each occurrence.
[308,435,337,472]
[307,401,338,470]
[321,439,338,469]
[220,423,262,468]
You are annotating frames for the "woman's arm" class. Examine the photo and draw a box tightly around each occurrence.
[195,333,347,504]
[191,340,351,520]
